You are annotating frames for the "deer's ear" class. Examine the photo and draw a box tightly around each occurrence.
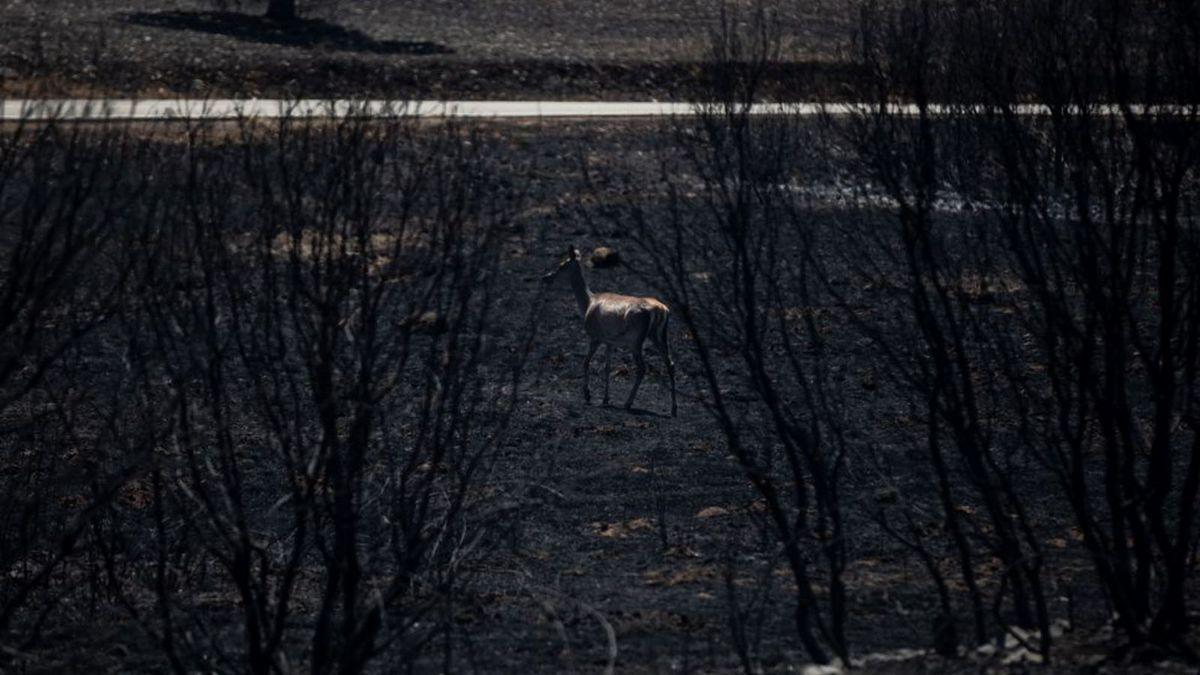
[570,247,581,260]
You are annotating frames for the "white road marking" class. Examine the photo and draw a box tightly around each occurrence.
[0,99,1194,121]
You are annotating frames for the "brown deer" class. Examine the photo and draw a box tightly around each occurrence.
[542,247,677,416]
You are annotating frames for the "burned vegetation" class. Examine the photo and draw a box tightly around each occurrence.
[3,1,1200,672]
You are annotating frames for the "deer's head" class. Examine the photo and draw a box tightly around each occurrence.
[541,246,582,285]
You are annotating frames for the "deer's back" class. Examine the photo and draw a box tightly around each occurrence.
[584,293,668,346]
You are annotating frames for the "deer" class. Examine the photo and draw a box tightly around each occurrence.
[542,246,677,417]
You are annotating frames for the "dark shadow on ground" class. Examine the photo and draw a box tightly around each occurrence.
[120,11,453,56]
[602,404,672,418]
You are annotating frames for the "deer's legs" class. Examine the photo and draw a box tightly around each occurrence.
[661,338,677,417]
[626,343,646,410]
[603,344,612,405]
[583,339,600,403]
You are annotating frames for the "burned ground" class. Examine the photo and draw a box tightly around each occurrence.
[3,116,1191,672]
[4,1,1200,671]
[0,0,861,100]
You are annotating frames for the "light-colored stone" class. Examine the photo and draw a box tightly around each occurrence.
[408,310,447,335]
[590,246,620,268]
[695,505,729,518]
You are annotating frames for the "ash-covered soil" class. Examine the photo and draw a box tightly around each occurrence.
[0,0,862,99]
[420,120,1113,672]
[3,116,1194,673]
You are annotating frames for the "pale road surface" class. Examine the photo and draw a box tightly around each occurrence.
[0,99,1187,121]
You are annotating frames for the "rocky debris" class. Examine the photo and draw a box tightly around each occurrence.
[874,486,899,504]
[590,246,620,268]
[407,310,447,335]
[695,505,729,518]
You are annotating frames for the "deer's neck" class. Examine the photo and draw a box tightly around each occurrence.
[567,264,593,318]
